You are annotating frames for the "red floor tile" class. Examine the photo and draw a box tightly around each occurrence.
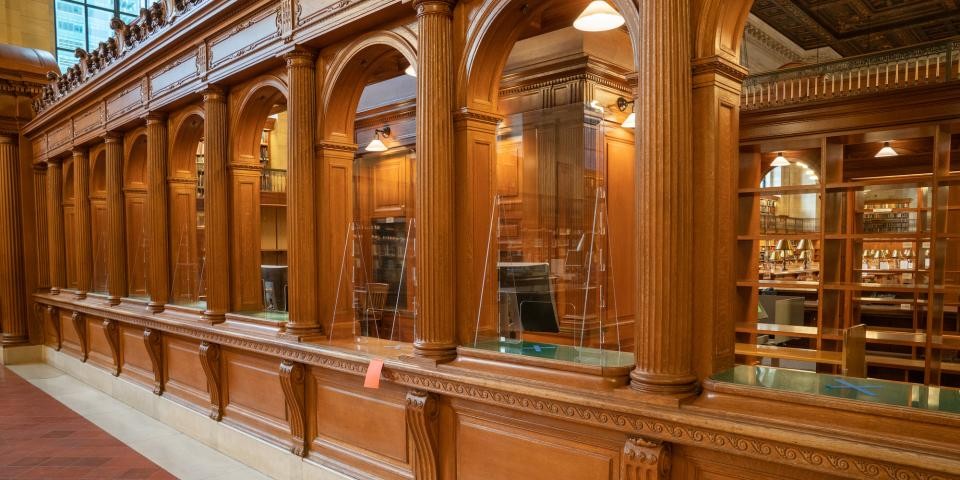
[0,367,174,480]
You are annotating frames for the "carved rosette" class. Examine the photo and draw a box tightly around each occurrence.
[103,319,121,376]
[72,311,88,362]
[198,341,223,420]
[621,437,670,480]
[405,390,439,479]
[144,328,164,394]
[279,360,307,456]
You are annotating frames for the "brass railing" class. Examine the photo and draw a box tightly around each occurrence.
[741,39,960,111]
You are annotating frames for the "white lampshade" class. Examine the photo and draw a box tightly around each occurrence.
[621,112,635,129]
[404,64,416,77]
[875,141,898,157]
[365,138,387,152]
[573,1,625,32]
[771,152,790,167]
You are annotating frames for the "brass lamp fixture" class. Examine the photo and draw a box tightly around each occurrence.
[616,96,635,129]
[796,238,813,269]
[775,239,794,271]
[365,126,391,152]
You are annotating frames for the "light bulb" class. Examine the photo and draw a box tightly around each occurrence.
[404,64,416,77]
[573,1,625,32]
[875,141,898,157]
[771,152,790,167]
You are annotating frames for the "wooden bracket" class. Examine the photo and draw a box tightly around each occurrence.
[405,389,439,480]
[103,319,121,376]
[71,311,88,362]
[144,328,164,395]
[621,437,671,480]
[46,305,61,351]
[198,341,223,421]
[279,359,307,457]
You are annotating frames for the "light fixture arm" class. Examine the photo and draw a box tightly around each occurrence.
[616,96,634,112]
[375,126,391,138]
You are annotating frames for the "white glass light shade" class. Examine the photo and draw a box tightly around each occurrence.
[875,141,898,157]
[365,138,387,152]
[404,64,416,77]
[573,1,625,32]
[621,112,635,128]
[771,152,790,167]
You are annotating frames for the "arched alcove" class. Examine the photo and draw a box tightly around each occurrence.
[169,109,206,307]
[124,131,149,298]
[62,159,77,290]
[90,148,108,293]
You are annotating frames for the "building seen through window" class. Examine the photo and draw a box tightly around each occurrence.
[54,0,147,72]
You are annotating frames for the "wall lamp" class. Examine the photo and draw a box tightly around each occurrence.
[616,96,635,128]
[365,126,391,152]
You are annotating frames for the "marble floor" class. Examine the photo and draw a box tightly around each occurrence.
[1,363,272,480]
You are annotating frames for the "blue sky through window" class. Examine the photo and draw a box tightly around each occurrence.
[54,0,147,73]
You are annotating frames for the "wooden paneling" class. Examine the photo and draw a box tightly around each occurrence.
[221,348,288,444]
[372,157,405,216]
[309,368,411,478]
[163,335,207,410]
[605,137,635,347]
[59,310,81,357]
[169,184,199,303]
[232,174,262,311]
[86,316,114,371]
[672,445,839,480]
[124,192,148,296]
[119,325,153,388]
[90,199,108,292]
[63,204,77,289]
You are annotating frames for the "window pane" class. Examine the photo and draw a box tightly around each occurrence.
[86,0,114,9]
[87,7,115,48]
[56,50,75,73]
[119,0,144,14]
[55,0,86,51]
[120,13,137,23]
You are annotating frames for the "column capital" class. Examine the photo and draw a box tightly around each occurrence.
[104,131,123,143]
[413,0,454,16]
[33,161,48,172]
[0,133,17,145]
[71,146,87,157]
[47,156,63,166]
[284,46,316,69]
[145,112,167,124]
[202,84,226,102]
[692,55,749,83]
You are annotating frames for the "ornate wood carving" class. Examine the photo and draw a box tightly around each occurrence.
[405,390,439,480]
[143,328,164,395]
[71,311,88,362]
[103,319,121,376]
[47,305,61,350]
[198,341,223,420]
[278,360,307,456]
[621,437,670,480]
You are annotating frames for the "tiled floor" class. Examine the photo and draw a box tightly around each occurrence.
[1,364,271,480]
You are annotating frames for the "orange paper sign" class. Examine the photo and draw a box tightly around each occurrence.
[364,358,384,389]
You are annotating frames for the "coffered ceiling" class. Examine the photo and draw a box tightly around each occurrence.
[751,0,960,57]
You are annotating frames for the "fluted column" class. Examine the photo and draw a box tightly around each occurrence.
[47,158,67,294]
[284,47,320,337]
[202,87,230,323]
[73,147,92,300]
[146,114,170,312]
[413,0,456,360]
[630,0,698,396]
[0,134,29,344]
[105,132,128,305]
[33,161,50,291]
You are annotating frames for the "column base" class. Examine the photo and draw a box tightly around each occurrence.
[201,311,226,324]
[50,287,61,295]
[629,369,699,399]
[107,296,122,306]
[147,302,165,313]
[278,326,323,342]
[74,291,87,300]
[1,335,30,347]
[412,342,457,362]
[0,344,42,364]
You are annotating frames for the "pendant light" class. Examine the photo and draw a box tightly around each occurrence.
[404,64,416,77]
[573,1,625,32]
[875,141,898,157]
[771,152,790,167]
[365,126,391,152]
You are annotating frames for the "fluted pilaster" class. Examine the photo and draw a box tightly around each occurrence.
[73,147,92,300]
[202,87,229,323]
[146,113,170,312]
[413,0,456,360]
[105,132,127,305]
[0,134,28,344]
[631,0,698,395]
[33,162,50,290]
[47,158,67,294]
[284,48,320,337]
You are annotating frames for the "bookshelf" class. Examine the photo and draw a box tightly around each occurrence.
[737,128,960,387]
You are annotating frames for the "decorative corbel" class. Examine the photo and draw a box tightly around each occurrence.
[198,341,223,420]
[71,311,88,362]
[143,328,164,394]
[279,360,307,456]
[621,437,671,480]
[102,319,121,376]
[406,390,439,480]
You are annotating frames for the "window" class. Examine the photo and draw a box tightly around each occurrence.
[54,0,146,73]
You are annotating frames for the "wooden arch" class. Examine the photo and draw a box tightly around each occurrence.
[319,28,418,143]
[693,0,754,62]
[90,145,107,194]
[231,75,288,165]
[456,0,639,112]
[169,105,205,178]
[124,127,148,188]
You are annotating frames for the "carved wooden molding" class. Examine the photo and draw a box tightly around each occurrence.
[279,360,307,456]
[621,437,670,480]
[406,390,439,479]
[46,305,61,350]
[144,328,165,395]
[71,311,88,362]
[198,341,223,420]
[103,319,121,376]
[32,296,957,480]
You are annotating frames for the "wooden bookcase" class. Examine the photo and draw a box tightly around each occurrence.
[737,126,960,386]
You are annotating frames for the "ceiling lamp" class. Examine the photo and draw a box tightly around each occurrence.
[771,152,790,167]
[365,126,391,152]
[573,1,625,32]
[875,141,898,157]
[404,64,416,77]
